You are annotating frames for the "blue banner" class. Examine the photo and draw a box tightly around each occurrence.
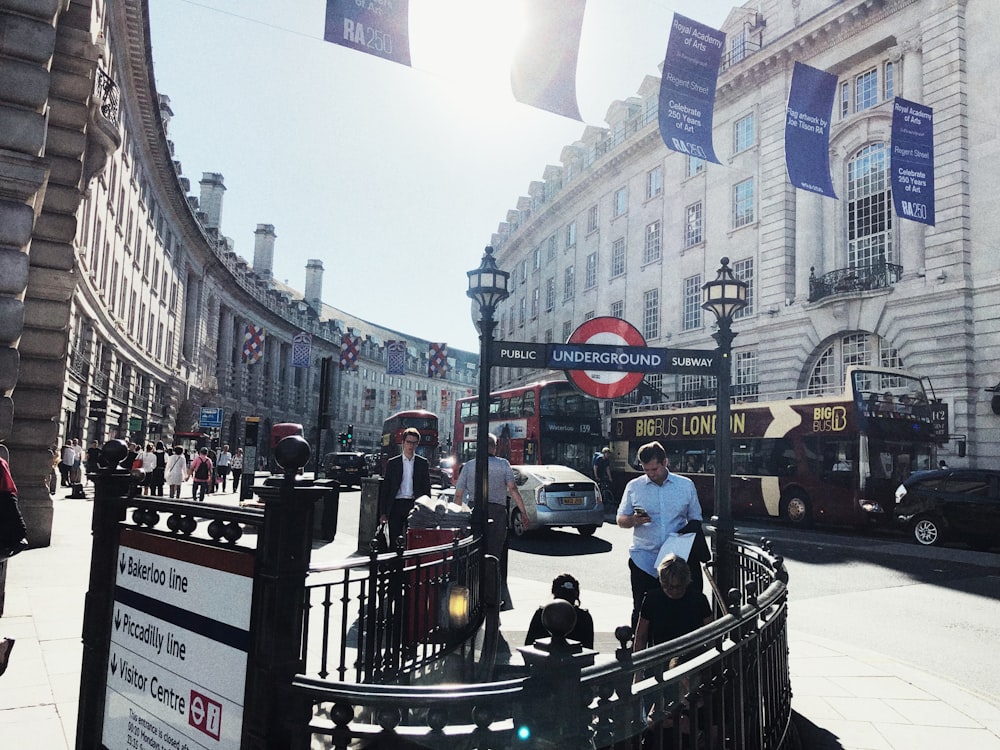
[890,97,935,225]
[324,0,411,67]
[658,14,725,164]
[510,0,586,120]
[785,61,838,198]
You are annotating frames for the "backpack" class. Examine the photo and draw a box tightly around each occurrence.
[194,458,210,480]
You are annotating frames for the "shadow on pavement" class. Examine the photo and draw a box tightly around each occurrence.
[791,711,844,750]
[508,530,613,556]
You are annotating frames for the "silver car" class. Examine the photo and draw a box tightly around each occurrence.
[509,465,605,537]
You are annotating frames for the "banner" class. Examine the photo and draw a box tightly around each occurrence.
[510,0,586,120]
[364,387,375,410]
[339,334,359,370]
[390,388,400,410]
[323,0,411,66]
[890,97,935,225]
[658,14,725,164]
[291,331,311,368]
[785,61,838,198]
[416,389,427,409]
[386,339,406,375]
[441,390,450,413]
[242,325,265,365]
[428,343,448,378]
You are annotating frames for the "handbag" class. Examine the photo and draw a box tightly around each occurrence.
[374,521,392,553]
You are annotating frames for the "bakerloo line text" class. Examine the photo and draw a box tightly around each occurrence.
[628,413,748,439]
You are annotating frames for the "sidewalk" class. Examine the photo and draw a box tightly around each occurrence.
[3,491,1000,749]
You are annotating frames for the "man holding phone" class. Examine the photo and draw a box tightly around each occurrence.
[617,441,705,627]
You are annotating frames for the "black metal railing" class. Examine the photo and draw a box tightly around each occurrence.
[291,533,792,750]
[94,67,121,127]
[808,262,902,302]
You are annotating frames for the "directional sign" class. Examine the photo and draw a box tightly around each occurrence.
[491,340,547,368]
[566,317,648,399]
[199,407,223,429]
[102,529,253,750]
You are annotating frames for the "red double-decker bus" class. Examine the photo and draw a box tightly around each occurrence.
[610,367,948,527]
[379,409,442,485]
[453,378,605,478]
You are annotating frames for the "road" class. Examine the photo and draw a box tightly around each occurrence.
[332,487,1000,704]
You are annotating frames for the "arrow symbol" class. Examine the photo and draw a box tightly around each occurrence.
[114,609,121,630]
[110,653,118,675]
[119,553,126,574]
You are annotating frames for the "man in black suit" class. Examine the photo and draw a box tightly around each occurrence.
[378,427,432,547]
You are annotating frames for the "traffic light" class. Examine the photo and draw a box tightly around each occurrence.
[346,424,354,450]
[338,432,347,447]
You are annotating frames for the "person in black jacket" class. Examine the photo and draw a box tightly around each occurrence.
[378,428,431,546]
[525,573,594,649]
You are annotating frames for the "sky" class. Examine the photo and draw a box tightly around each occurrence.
[147,0,738,353]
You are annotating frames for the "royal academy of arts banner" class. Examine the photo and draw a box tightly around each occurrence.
[510,0,586,121]
[891,97,935,226]
[324,0,411,66]
[785,61,838,198]
[658,14,725,164]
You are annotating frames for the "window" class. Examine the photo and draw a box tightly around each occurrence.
[611,238,626,277]
[682,275,702,331]
[729,28,747,65]
[734,113,755,153]
[644,221,661,264]
[562,321,572,341]
[610,300,624,319]
[841,63,893,117]
[509,307,515,334]
[585,252,598,289]
[587,204,599,232]
[544,328,553,343]
[563,265,575,301]
[547,234,557,261]
[584,310,596,321]
[520,259,527,284]
[613,187,628,217]
[642,289,659,340]
[687,156,705,178]
[566,221,576,248]
[533,247,541,271]
[646,166,663,199]
[807,333,901,396]
[884,61,894,100]
[685,202,703,247]
[734,350,758,398]
[545,277,555,311]
[733,178,755,228]
[732,257,755,319]
[531,288,539,318]
[848,143,893,269]
[855,69,878,112]
[518,297,526,326]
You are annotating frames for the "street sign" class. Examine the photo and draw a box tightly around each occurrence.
[491,340,547,368]
[565,317,648,399]
[199,407,223,429]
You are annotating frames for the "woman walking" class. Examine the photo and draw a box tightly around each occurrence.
[164,446,187,499]
[230,447,244,494]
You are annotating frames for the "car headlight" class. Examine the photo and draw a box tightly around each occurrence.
[894,484,907,503]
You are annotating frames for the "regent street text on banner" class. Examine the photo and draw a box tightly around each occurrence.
[891,97,935,226]
[785,61,838,198]
[658,13,725,164]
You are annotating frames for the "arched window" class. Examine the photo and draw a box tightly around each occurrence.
[847,143,893,269]
[807,333,902,395]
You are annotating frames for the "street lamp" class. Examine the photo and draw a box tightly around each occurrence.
[467,246,510,537]
[702,257,748,595]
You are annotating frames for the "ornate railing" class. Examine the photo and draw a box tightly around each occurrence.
[808,262,902,302]
[291,534,792,750]
[94,67,121,127]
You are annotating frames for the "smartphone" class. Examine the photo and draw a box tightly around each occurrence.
[633,506,648,517]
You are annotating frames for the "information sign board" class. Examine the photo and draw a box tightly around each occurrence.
[199,407,223,429]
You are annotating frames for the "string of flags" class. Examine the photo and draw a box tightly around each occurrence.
[322,1,935,226]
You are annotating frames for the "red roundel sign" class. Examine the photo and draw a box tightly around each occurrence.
[565,317,647,399]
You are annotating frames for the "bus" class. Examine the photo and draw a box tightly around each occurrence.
[610,367,948,527]
[380,409,442,485]
[453,378,605,478]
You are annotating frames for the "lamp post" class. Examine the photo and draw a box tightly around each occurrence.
[467,247,510,538]
[701,257,748,594]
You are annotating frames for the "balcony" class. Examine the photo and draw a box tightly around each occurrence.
[808,262,902,303]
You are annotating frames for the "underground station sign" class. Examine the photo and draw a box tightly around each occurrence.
[491,317,716,399]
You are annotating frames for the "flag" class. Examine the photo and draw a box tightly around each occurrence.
[386,339,406,375]
[339,334,359,370]
[242,325,265,364]
[785,61,838,198]
[428,343,448,378]
[323,0,411,66]
[390,389,400,410]
[291,331,312,368]
[364,387,375,410]
[658,14,725,164]
[441,390,450,412]
[510,0,586,120]
[891,97,935,225]
[416,389,427,409]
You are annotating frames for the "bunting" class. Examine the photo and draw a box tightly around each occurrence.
[291,331,312,368]
[428,342,448,378]
[386,339,407,375]
[339,334,359,370]
[510,0,586,120]
[242,325,265,365]
[323,0,411,67]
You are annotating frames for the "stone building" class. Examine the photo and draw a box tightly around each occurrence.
[0,0,477,547]
[488,0,999,465]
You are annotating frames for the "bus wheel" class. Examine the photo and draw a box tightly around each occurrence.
[578,525,598,537]
[912,515,942,546]
[782,494,811,525]
[510,509,528,537]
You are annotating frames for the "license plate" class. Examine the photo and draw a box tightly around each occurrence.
[562,496,583,506]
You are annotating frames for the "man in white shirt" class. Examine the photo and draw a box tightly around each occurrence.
[378,428,431,546]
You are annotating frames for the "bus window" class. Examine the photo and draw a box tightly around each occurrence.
[522,392,536,417]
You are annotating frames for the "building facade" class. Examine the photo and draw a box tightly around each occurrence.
[488,0,998,465]
[0,0,477,546]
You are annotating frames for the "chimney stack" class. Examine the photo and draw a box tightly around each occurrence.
[198,172,226,230]
[253,224,276,279]
[305,259,324,311]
